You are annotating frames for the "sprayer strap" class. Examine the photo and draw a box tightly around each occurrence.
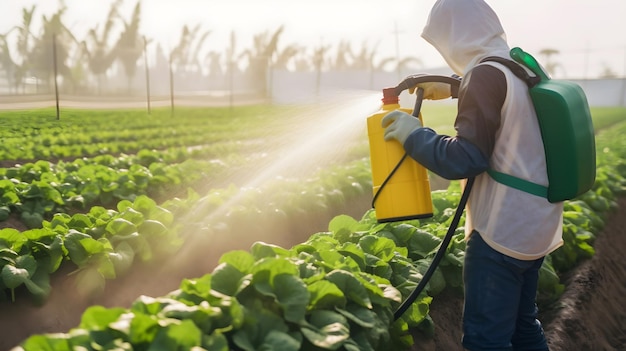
[487,169,548,198]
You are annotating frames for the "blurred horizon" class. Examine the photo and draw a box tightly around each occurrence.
[0,0,625,103]
[2,1,625,75]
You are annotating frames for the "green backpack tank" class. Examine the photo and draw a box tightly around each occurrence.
[482,47,596,203]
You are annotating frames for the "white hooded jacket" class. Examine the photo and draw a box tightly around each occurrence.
[421,0,563,260]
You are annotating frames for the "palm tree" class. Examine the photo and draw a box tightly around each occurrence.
[351,41,379,88]
[312,43,331,96]
[332,40,353,71]
[114,0,143,93]
[242,26,285,98]
[539,48,561,77]
[273,44,302,71]
[205,51,222,78]
[170,24,211,75]
[0,32,17,92]
[81,0,122,94]
[2,5,37,93]
[29,4,77,93]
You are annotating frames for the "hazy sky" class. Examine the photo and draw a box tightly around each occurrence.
[1,0,625,79]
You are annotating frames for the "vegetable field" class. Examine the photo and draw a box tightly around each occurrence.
[1,104,625,351]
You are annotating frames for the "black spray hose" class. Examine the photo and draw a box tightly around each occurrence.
[385,74,469,321]
[394,176,474,321]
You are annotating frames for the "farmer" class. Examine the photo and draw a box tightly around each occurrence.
[381,0,563,350]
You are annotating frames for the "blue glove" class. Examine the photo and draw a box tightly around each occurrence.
[381,110,422,145]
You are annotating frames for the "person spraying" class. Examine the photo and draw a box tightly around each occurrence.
[381,0,563,350]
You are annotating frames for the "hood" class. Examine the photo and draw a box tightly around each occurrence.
[421,0,510,76]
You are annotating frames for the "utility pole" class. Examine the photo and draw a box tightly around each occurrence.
[392,21,404,81]
[143,36,151,115]
[621,46,626,107]
[52,34,60,120]
[169,53,175,118]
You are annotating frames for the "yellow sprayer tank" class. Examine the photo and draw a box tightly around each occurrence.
[367,88,433,222]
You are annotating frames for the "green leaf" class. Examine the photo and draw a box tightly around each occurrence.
[119,312,160,345]
[250,241,291,260]
[335,304,377,329]
[64,230,99,267]
[337,242,366,271]
[408,229,442,259]
[211,262,248,296]
[106,218,138,237]
[399,295,432,326]
[232,306,292,351]
[254,273,309,323]
[138,219,168,236]
[0,228,27,252]
[19,333,71,351]
[389,223,418,245]
[358,235,397,262]
[301,310,350,350]
[202,332,229,351]
[1,255,46,301]
[0,206,10,221]
[251,257,299,284]
[67,214,93,231]
[328,214,360,243]
[21,211,44,229]
[325,270,372,309]
[2,264,30,289]
[120,207,145,225]
[307,280,346,310]
[218,250,255,273]
[149,319,203,350]
[258,330,301,351]
[79,305,127,330]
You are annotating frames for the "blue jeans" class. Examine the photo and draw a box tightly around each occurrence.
[462,232,549,351]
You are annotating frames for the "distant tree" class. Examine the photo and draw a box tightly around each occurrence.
[81,0,122,94]
[1,5,37,93]
[292,49,314,72]
[170,24,211,75]
[539,48,561,77]
[242,26,284,98]
[312,43,331,96]
[599,64,617,79]
[0,33,17,92]
[29,4,78,93]
[273,44,302,71]
[332,40,353,71]
[351,41,379,88]
[114,1,143,93]
[205,51,223,78]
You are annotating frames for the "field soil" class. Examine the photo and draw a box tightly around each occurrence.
[1,196,625,350]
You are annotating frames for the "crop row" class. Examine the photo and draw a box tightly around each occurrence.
[0,156,374,304]
[0,107,296,161]
[12,118,626,350]
[0,154,227,229]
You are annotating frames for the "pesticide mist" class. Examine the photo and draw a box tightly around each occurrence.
[163,90,383,270]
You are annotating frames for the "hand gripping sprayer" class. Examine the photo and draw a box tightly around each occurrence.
[367,74,462,223]
[366,74,476,320]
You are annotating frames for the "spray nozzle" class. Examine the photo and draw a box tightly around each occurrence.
[382,87,399,105]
